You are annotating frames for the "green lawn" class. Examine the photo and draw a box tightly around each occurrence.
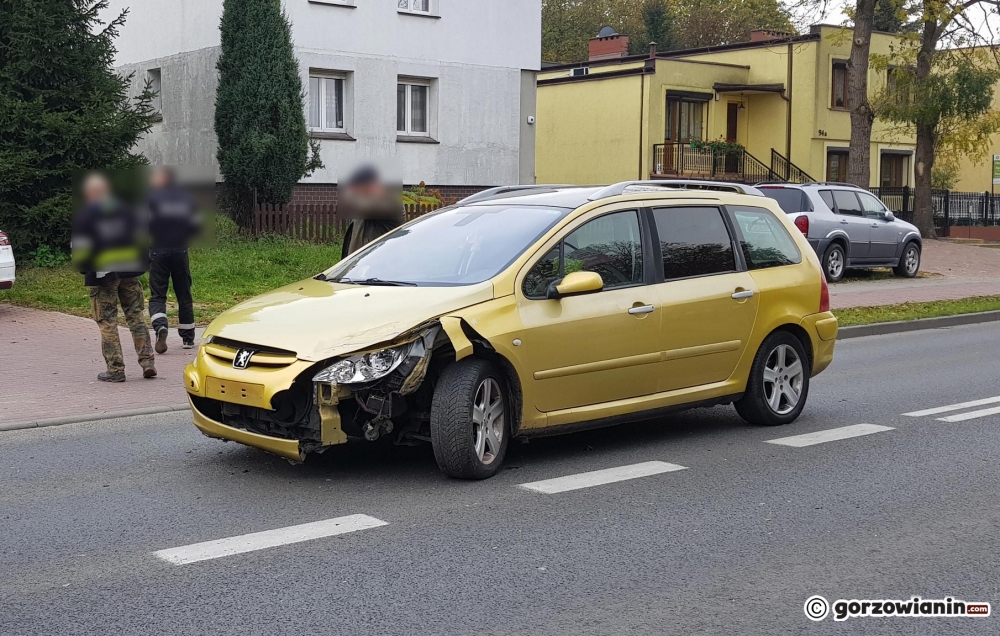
[3,233,342,326]
[834,296,1000,327]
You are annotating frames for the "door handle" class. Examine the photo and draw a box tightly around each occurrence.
[628,305,655,315]
[840,219,849,224]
[871,223,879,228]
[732,289,755,300]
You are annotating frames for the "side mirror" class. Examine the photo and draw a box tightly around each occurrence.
[883,211,895,222]
[546,270,604,300]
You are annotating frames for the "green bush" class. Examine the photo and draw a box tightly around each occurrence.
[28,245,70,269]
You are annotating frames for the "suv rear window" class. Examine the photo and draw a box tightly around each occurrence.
[759,188,812,214]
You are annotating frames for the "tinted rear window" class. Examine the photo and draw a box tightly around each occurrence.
[760,188,812,214]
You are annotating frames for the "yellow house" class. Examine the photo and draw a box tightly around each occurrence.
[536,24,930,189]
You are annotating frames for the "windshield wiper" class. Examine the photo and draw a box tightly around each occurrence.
[336,277,418,287]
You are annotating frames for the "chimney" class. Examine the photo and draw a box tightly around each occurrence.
[749,29,793,43]
[589,26,630,61]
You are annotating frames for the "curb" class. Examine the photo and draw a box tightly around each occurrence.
[837,309,1000,339]
[0,404,191,433]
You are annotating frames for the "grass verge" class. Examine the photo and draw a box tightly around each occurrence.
[835,296,1000,326]
[2,232,342,326]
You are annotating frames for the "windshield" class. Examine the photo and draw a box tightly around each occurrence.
[760,188,812,214]
[326,204,571,286]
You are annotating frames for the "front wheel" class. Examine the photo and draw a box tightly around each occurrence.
[430,358,510,479]
[893,242,920,278]
[735,331,810,426]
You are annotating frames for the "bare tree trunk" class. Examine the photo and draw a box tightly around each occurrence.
[847,0,877,188]
[913,123,937,237]
[912,21,938,238]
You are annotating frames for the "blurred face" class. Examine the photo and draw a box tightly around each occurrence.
[83,175,110,203]
[152,168,172,189]
[348,180,385,199]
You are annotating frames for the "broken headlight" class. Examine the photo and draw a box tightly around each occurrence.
[313,344,408,385]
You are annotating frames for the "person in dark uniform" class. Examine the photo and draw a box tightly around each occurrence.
[338,165,405,259]
[147,167,201,353]
[72,173,156,382]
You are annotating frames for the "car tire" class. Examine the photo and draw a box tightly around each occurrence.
[735,331,810,427]
[822,243,846,282]
[430,358,510,480]
[893,242,920,278]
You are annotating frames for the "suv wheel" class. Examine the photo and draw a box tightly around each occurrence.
[822,243,845,282]
[893,242,920,278]
[430,358,509,479]
[735,331,810,426]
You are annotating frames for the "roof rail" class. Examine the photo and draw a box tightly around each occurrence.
[803,181,858,188]
[455,184,577,205]
[587,180,763,201]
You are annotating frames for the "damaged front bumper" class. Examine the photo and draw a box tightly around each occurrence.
[183,324,443,460]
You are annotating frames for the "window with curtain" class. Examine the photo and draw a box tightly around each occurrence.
[397,81,430,135]
[308,75,345,131]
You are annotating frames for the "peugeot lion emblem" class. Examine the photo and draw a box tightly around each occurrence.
[233,348,256,370]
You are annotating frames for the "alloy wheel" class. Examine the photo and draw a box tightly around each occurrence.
[827,249,844,280]
[762,344,804,415]
[472,378,505,465]
[904,246,919,275]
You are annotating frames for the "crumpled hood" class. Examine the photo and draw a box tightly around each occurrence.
[203,278,494,362]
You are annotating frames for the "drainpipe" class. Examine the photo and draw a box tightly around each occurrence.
[639,42,657,179]
[783,42,793,161]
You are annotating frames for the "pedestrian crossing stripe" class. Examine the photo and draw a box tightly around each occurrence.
[903,395,1000,421]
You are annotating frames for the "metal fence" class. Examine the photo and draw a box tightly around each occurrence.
[869,186,1000,232]
[652,143,776,183]
[253,202,443,242]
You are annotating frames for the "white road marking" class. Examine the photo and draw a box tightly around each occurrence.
[153,514,388,565]
[903,396,1000,417]
[936,405,1000,423]
[519,461,687,494]
[765,424,894,448]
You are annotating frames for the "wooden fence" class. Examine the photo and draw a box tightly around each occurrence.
[253,202,444,242]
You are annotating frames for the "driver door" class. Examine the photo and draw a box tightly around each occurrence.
[516,207,661,413]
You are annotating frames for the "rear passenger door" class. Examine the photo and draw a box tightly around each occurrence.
[650,205,759,392]
[827,190,871,259]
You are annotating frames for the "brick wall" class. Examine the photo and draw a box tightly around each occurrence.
[289,184,494,206]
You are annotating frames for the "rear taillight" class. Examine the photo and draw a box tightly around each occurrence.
[793,215,809,234]
[0,232,9,246]
[819,272,830,313]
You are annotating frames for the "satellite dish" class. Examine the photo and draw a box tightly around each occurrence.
[597,26,619,38]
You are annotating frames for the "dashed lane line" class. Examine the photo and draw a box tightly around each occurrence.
[153,514,388,565]
[903,396,1000,418]
[519,461,688,494]
[936,405,1000,423]
[765,424,895,448]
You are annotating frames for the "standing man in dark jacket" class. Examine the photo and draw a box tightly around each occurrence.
[338,165,405,259]
[147,167,201,353]
[72,173,156,382]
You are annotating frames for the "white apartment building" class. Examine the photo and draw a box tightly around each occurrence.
[102,0,541,199]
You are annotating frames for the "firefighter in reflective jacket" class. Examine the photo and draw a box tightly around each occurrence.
[147,167,201,353]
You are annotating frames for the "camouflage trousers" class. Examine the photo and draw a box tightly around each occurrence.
[88,278,155,375]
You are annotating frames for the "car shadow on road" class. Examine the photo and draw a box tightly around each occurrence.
[207,405,754,484]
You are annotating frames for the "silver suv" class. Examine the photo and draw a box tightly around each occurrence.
[758,183,922,282]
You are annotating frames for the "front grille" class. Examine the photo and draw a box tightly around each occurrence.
[205,337,297,369]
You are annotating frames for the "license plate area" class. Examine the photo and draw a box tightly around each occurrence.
[206,377,266,406]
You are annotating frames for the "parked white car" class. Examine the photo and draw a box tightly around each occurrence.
[0,230,15,290]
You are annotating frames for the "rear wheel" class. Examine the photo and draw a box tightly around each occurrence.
[735,331,810,426]
[822,243,845,282]
[430,358,509,479]
[893,242,920,278]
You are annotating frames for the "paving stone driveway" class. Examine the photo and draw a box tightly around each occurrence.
[1,240,997,426]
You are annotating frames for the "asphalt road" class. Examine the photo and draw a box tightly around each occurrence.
[2,323,1000,635]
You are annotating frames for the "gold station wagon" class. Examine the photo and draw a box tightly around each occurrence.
[184,181,837,479]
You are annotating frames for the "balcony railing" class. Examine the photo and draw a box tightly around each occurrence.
[652,143,777,183]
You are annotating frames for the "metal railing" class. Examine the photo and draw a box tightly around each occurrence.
[770,149,815,183]
[869,186,1000,234]
[652,143,778,183]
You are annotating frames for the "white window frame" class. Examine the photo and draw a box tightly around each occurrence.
[309,73,347,133]
[147,68,162,113]
[398,0,432,15]
[397,80,431,137]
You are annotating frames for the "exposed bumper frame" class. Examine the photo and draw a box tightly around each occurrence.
[189,396,304,462]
